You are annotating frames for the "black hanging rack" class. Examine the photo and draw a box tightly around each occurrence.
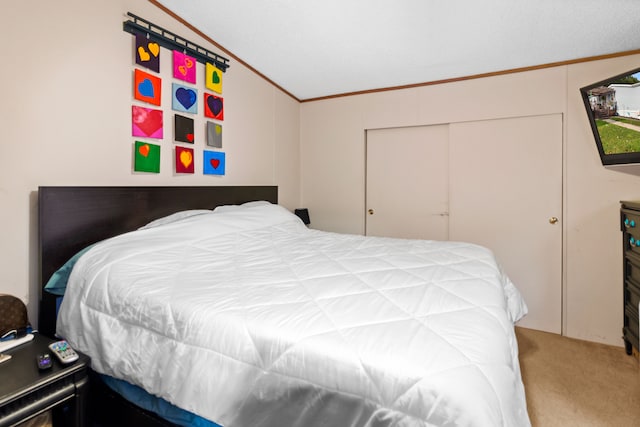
[123,12,230,72]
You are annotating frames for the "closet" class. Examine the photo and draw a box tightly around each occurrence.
[366,114,563,333]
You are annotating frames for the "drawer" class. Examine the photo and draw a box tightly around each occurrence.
[622,209,640,252]
[623,231,640,255]
[624,254,640,283]
[624,304,640,349]
[626,279,640,308]
[624,252,640,281]
[621,207,640,232]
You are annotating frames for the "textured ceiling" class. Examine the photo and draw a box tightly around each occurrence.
[155,0,640,101]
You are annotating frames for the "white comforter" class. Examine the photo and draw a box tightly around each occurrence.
[57,202,530,427]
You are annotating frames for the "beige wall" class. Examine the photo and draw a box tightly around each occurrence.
[3,0,638,347]
[301,54,640,346]
[0,0,300,324]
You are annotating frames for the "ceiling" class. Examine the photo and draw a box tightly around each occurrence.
[154,0,640,101]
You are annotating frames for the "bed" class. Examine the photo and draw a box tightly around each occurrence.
[38,186,531,427]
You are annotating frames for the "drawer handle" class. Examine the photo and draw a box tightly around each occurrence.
[631,237,637,247]
[625,218,636,228]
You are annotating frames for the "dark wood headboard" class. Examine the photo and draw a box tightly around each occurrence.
[38,185,278,338]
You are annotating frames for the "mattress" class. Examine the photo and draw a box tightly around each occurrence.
[56,202,530,427]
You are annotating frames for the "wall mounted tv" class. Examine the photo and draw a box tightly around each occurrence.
[581,66,640,166]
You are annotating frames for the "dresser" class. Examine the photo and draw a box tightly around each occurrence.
[620,201,640,355]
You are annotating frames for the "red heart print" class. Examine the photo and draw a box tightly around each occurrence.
[133,107,163,136]
[187,133,194,142]
[210,159,220,169]
[138,144,150,157]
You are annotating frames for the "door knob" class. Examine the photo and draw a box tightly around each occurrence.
[549,217,558,224]
[368,209,374,215]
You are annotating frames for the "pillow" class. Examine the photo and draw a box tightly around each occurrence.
[138,210,212,230]
[44,244,95,296]
[240,201,273,208]
[213,200,272,213]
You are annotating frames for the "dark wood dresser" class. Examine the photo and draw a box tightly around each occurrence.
[620,201,640,355]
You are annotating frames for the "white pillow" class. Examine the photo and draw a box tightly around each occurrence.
[138,210,212,230]
[213,200,272,213]
[241,201,273,208]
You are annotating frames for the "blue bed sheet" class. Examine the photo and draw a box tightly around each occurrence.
[44,244,94,296]
[100,374,221,427]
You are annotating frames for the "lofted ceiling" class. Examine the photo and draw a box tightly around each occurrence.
[154,0,640,101]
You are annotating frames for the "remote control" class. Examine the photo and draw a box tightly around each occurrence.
[37,353,52,370]
[48,340,79,364]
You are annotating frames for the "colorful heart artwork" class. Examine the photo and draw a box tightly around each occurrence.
[135,34,160,72]
[205,62,223,94]
[204,93,224,120]
[174,114,195,144]
[173,51,196,84]
[172,83,198,114]
[176,88,196,109]
[206,121,222,148]
[138,79,154,98]
[134,69,162,106]
[181,151,193,166]
[138,143,150,157]
[134,141,160,173]
[138,47,150,62]
[132,105,163,139]
[148,43,160,57]
[175,146,194,174]
[203,150,225,175]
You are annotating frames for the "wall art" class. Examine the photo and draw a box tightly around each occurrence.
[134,69,162,106]
[203,150,225,175]
[204,93,224,120]
[206,121,222,148]
[175,146,195,174]
[132,105,163,139]
[172,83,198,114]
[205,63,223,94]
[134,141,161,173]
[135,34,160,73]
[174,114,195,144]
[173,50,196,84]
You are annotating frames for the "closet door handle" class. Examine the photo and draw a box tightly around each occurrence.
[368,209,375,215]
[549,217,558,224]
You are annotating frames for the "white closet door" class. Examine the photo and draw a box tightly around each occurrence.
[449,114,563,333]
[366,125,449,240]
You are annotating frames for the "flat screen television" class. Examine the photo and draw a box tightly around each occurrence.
[580,66,640,165]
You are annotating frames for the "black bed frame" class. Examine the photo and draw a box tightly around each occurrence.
[37,185,278,426]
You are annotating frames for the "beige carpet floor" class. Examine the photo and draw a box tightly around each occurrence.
[516,327,640,427]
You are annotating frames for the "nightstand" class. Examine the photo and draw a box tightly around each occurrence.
[0,333,89,427]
